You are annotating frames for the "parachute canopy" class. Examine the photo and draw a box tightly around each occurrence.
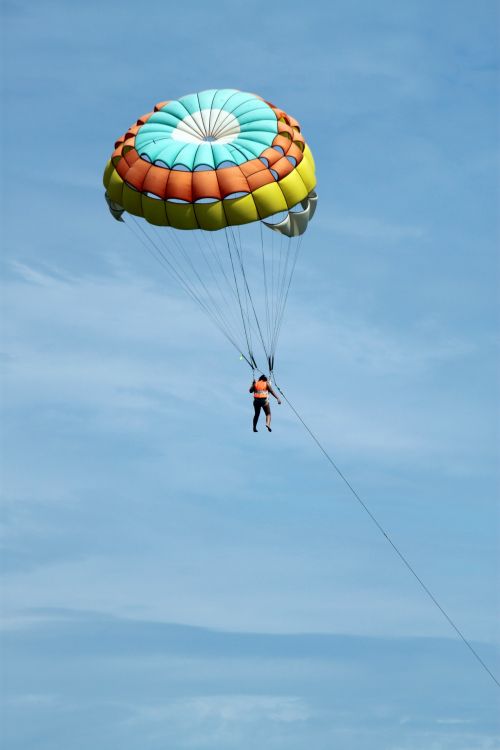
[103,89,316,234]
[103,90,317,372]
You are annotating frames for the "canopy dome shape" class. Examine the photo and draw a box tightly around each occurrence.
[103,89,316,231]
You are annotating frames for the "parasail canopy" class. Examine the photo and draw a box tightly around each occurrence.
[103,89,317,372]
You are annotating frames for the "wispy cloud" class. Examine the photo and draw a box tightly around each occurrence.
[2,612,498,750]
[4,693,61,708]
[128,694,312,725]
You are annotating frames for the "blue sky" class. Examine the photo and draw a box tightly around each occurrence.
[1,0,499,748]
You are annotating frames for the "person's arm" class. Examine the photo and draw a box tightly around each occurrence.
[267,383,281,404]
[249,381,255,394]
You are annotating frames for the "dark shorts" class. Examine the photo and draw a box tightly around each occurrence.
[253,398,270,416]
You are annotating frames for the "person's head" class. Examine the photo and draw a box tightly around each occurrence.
[258,374,268,382]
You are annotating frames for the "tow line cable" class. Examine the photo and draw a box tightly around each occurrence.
[272,376,500,690]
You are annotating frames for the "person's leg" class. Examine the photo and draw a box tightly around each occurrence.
[253,401,261,431]
[264,402,271,431]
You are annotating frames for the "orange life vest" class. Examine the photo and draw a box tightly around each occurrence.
[253,380,269,399]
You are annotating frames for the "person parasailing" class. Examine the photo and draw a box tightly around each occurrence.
[250,374,281,432]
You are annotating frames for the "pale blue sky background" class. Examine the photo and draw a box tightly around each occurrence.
[1,1,499,748]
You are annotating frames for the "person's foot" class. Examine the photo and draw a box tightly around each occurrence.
[266,425,272,432]
[253,427,258,432]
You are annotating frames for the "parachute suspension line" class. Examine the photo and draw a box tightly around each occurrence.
[171,227,248,353]
[224,225,270,369]
[201,229,242,309]
[153,227,243,350]
[202,229,262,372]
[272,235,303,357]
[164,229,253,364]
[228,228,258,368]
[274,231,286,345]
[272,377,500,691]
[208,227,266,357]
[271,232,289,356]
[190,229,236,312]
[128,219,234,346]
[275,230,286,336]
[230,224,271,365]
[160,227,233,331]
[162,225,263,372]
[198,228,263,361]
[270,228,276,347]
[260,222,272,353]
[223,227,257,369]
[126,218,219,321]
[125,213,302,375]
[234,227,256,367]
[268,229,288,362]
[125,217,254,368]
[261,230,303,364]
